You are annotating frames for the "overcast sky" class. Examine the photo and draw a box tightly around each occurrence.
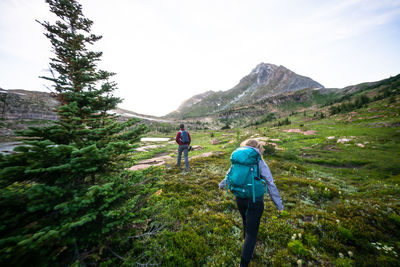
[1,0,400,116]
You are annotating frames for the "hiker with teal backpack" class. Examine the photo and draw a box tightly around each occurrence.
[175,123,191,171]
[219,139,283,267]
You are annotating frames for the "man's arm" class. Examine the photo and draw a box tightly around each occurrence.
[175,132,181,144]
[188,132,191,145]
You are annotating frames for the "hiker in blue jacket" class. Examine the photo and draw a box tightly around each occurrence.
[175,123,191,171]
[219,139,283,267]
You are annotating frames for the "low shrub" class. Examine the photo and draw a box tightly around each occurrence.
[287,240,308,256]
[263,144,276,155]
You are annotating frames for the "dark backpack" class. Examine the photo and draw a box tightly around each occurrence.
[226,147,266,202]
[181,130,189,144]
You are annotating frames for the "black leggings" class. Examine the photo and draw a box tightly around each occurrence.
[236,197,264,267]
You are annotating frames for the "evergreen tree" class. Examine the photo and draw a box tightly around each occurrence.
[0,0,147,265]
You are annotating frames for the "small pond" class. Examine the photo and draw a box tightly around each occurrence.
[0,142,24,155]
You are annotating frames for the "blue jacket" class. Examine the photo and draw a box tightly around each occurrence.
[219,146,283,211]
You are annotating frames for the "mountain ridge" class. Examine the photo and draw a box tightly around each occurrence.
[167,63,324,118]
[0,88,168,122]
[0,88,170,140]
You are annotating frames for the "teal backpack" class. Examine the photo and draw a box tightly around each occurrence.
[180,130,189,144]
[226,147,267,202]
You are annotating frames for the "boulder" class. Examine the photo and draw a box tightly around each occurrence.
[337,138,351,144]
[135,144,162,152]
[211,139,220,145]
[191,145,202,151]
[303,130,316,135]
[128,155,172,171]
[284,129,302,133]
[283,129,316,135]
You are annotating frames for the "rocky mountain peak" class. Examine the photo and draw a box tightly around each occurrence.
[250,63,278,85]
[168,62,324,118]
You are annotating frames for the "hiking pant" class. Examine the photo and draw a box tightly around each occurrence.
[177,145,189,169]
[236,197,264,267]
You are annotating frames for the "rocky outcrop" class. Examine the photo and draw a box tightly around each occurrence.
[128,155,173,171]
[0,88,171,123]
[0,89,59,120]
[215,87,332,120]
[0,88,168,140]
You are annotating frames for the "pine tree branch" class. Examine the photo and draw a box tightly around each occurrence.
[107,247,125,261]
[127,225,164,240]
[68,240,80,267]
[135,262,159,267]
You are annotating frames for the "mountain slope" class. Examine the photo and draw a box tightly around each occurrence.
[168,63,323,118]
[0,89,169,140]
[0,88,168,122]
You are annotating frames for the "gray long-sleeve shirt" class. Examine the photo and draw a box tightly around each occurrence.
[219,147,283,211]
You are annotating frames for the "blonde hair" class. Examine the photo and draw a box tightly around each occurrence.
[243,139,264,154]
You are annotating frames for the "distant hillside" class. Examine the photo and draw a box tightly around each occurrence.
[0,88,169,140]
[0,88,59,120]
[0,88,168,122]
[2,73,398,137]
[178,73,400,130]
[167,63,324,118]
[112,107,172,123]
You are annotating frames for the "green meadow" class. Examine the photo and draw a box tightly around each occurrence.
[115,93,400,266]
